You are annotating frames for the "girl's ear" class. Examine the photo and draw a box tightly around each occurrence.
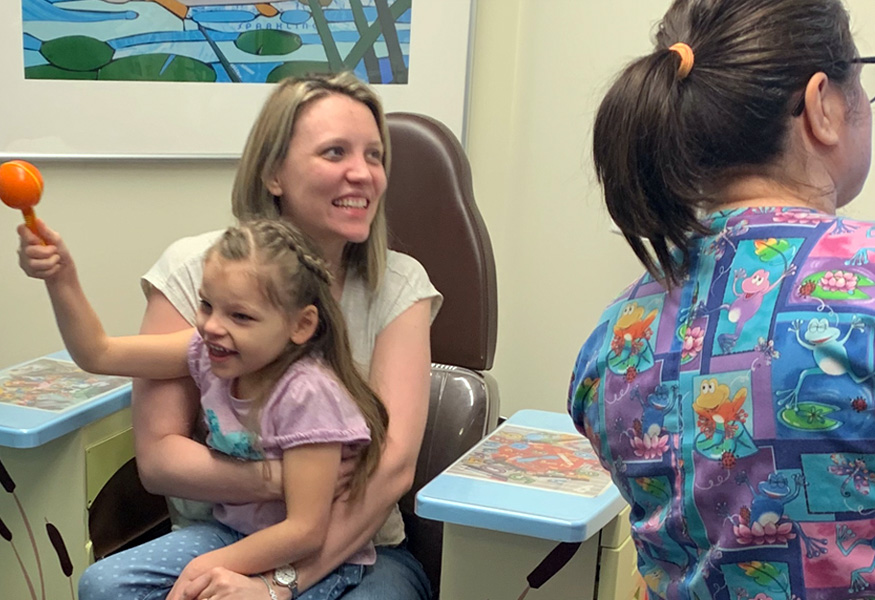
[802,72,842,147]
[290,305,319,345]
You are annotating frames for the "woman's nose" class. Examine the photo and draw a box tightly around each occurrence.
[346,155,373,182]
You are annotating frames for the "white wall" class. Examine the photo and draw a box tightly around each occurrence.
[0,161,235,363]
[4,0,875,421]
[467,0,660,417]
[467,0,875,416]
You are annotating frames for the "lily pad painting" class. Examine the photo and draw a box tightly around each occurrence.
[22,0,412,84]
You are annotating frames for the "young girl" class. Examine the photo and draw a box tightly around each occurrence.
[18,217,388,600]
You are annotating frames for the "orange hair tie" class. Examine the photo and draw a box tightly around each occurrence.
[668,42,695,80]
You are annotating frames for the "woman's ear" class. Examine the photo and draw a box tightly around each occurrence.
[802,72,843,147]
[290,305,319,344]
[264,170,283,197]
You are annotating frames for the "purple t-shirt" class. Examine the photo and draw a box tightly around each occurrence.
[187,332,375,564]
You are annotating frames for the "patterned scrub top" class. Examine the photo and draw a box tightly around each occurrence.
[569,207,875,600]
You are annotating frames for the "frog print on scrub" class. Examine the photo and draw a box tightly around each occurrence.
[692,376,756,461]
[692,237,799,356]
[607,300,661,381]
[775,314,875,430]
[569,207,875,599]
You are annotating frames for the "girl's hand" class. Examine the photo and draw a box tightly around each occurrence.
[169,566,289,600]
[17,219,69,280]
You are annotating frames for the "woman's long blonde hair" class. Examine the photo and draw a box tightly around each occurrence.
[232,73,391,291]
[207,219,389,500]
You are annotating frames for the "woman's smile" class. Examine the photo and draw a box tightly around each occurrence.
[266,93,387,265]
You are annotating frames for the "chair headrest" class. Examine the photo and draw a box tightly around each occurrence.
[384,113,497,371]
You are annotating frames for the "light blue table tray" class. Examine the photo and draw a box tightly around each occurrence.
[0,351,131,449]
[415,409,627,542]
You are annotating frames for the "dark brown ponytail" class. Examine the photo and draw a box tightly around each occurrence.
[593,0,857,286]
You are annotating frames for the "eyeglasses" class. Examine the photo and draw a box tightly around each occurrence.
[791,56,875,117]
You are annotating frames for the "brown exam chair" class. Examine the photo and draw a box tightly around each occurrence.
[385,112,501,598]
[87,113,500,599]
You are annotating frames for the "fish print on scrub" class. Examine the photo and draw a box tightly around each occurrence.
[568,207,875,599]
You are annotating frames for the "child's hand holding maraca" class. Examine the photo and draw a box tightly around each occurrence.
[1,160,45,242]
[17,219,73,282]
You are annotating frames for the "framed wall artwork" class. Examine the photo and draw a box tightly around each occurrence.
[0,0,475,159]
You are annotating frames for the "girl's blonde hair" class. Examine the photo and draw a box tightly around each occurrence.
[232,72,391,291]
[206,219,389,500]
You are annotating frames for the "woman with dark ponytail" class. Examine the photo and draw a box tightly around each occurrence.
[572,1,875,597]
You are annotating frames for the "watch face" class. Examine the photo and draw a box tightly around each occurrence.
[274,565,297,586]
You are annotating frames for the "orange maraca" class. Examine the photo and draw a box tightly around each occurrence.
[0,160,44,241]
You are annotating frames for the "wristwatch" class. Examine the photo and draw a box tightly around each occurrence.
[273,564,299,599]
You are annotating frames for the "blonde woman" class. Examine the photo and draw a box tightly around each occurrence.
[100,74,438,600]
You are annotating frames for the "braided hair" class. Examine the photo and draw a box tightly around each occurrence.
[207,219,388,500]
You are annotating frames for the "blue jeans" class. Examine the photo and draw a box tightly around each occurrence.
[78,522,365,600]
[344,543,431,600]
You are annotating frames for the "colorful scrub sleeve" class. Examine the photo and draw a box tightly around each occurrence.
[569,207,875,600]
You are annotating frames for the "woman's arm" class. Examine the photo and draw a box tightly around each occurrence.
[166,443,342,600]
[18,221,191,378]
[162,308,432,600]
[132,285,283,503]
[294,298,433,590]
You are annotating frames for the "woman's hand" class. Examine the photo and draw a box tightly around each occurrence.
[17,219,69,280]
[333,451,358,500]
[167,554,213,600]
[168,566,290,600]
[133,288,285,504]
[294,298,433,590]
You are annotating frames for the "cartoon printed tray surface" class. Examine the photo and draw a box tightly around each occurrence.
[0,351,131,448]
[415,409,627,542]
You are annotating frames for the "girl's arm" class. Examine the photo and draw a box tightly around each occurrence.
[132,285,283,503]
[294,298,433,590]
[161,299,433,600]
[17,221,191,379]
[166,442,342,600]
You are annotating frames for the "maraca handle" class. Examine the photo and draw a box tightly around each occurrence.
[21,207,46,245]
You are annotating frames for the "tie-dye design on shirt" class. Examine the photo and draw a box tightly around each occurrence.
[569,207,875,600]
